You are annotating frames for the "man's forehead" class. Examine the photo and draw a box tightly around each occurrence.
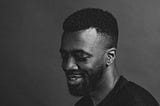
[78,28,98,43]
[61,28,107,53]
[62,28,101,44]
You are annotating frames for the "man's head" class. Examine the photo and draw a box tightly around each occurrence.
[60,8,118,97]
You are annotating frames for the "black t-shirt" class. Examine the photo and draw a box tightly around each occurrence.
[75,76,159,106]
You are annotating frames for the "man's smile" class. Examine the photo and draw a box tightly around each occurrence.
[66,71,85,85]
[67,74,83,85]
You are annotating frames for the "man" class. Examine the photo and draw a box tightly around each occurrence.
[59,8,159,106]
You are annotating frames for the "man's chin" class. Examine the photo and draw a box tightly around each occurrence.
[67,81,88,97]
[68,87,86,97]
[69,90,84,97]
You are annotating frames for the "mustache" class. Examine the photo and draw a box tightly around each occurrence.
[64,69,86,76]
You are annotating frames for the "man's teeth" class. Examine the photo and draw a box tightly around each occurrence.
[69,75,80,79]
[70,77,77,81]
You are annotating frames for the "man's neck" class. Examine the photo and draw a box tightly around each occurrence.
[90,64,119,106]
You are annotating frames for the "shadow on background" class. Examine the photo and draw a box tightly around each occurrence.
[0,0,160,106]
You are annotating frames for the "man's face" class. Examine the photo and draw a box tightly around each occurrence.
[60,28,107,97]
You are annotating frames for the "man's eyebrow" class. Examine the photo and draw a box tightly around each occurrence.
[59,49,93,56]
[72,49,93,57]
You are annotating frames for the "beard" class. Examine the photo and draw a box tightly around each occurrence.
[66,64,105,97]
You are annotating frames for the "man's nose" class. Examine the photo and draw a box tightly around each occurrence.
[63,57,78,71]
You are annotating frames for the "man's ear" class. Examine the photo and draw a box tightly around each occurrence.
[104,48,116,66]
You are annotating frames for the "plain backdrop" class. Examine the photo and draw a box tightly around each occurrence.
[0,0,160,106]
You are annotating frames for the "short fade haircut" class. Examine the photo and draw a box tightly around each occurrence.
[63,8,118,48]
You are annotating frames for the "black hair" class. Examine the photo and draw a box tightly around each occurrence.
[63,8,118,48]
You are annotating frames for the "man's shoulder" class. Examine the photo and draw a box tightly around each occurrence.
[74,76,159,106]
[117,77,159,106]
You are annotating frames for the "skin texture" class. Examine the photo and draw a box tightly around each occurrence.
[60,28,119,105]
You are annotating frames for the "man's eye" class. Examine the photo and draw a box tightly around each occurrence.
[74,53,89,61]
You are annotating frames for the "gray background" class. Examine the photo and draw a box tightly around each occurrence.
[0,0,160,106]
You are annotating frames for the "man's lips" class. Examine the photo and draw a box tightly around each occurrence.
[66,74,83,85]
[67,74,82,80]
